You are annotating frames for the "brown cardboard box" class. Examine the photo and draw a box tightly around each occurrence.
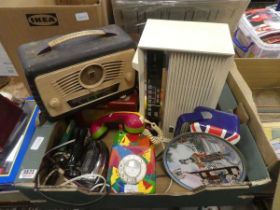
[56,0,99,4]
[235,58,280,177]
[0,60,272,207]
[0,0,112,93]
[9,62,270,208]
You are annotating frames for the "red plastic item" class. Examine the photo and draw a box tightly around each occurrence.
[95,92,138,111]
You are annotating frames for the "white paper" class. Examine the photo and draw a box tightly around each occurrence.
[0,42,17,76]
[75,12,89,22]
[19,169,37,179]
[6,135,24,162]
[30,136,44,150]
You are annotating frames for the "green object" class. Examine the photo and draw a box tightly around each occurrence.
[124,124,144,134]
[58,120,75,151]
[112,130,126,145]
[92,126,108,140]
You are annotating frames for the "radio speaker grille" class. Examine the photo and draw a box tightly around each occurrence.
[102,60,123,82]
[54,71,83,96]
[53,61,124,97]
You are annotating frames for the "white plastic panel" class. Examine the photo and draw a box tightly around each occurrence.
[138,19,234,56]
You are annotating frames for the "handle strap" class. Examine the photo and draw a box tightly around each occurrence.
[174,112,204,136]
[38,30,114,55]
[233,29,254,53]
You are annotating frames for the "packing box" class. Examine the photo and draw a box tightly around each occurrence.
[236,58,280,178]
[111,0,249,41]
[7,63,273,208]
[0,0,111,93]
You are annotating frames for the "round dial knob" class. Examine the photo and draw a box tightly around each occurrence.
[118,154,147,184]
[49,98,60,109]
[125,71,134,83]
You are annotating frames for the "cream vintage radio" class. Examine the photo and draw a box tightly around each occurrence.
[18,25,136,120]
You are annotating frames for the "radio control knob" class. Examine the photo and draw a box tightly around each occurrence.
[49,98,60,109]
[125,71,134,83]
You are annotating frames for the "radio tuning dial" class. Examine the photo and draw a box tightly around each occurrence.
[49,98,61,109]
[80,65,104,88]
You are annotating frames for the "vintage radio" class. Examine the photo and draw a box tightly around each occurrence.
[18,25,136,120]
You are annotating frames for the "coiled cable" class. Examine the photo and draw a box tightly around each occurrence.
[143,119,171,145]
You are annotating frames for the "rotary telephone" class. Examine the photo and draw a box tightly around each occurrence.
[90,112,157,194]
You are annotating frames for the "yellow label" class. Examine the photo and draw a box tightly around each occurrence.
[111,167,119,185]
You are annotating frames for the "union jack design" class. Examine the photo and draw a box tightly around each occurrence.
[190,122,240,145]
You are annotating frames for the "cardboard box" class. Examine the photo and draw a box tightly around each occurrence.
[12,63,272,208]
[0,0,111,93]
[56,0,99,4]
[236,58,280,178]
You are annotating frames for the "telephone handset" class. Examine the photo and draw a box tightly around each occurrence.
[90,112,145,140]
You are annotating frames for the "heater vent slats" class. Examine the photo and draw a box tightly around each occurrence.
[163,52,230,137]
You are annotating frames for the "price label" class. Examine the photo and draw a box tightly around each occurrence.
[19,169,37,179]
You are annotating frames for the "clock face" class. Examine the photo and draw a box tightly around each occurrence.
[163,133,246,191]
[118,155,147,184]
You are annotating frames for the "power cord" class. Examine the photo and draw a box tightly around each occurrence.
[44,139,76,157]
[42,168,60,185]
[35,170,108,207]
[35,138,109,207]
[143,120,173,192]
[59,173,107,193]
[37,140,76,187]
[143,119,171,145]
[165,179,173,193]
